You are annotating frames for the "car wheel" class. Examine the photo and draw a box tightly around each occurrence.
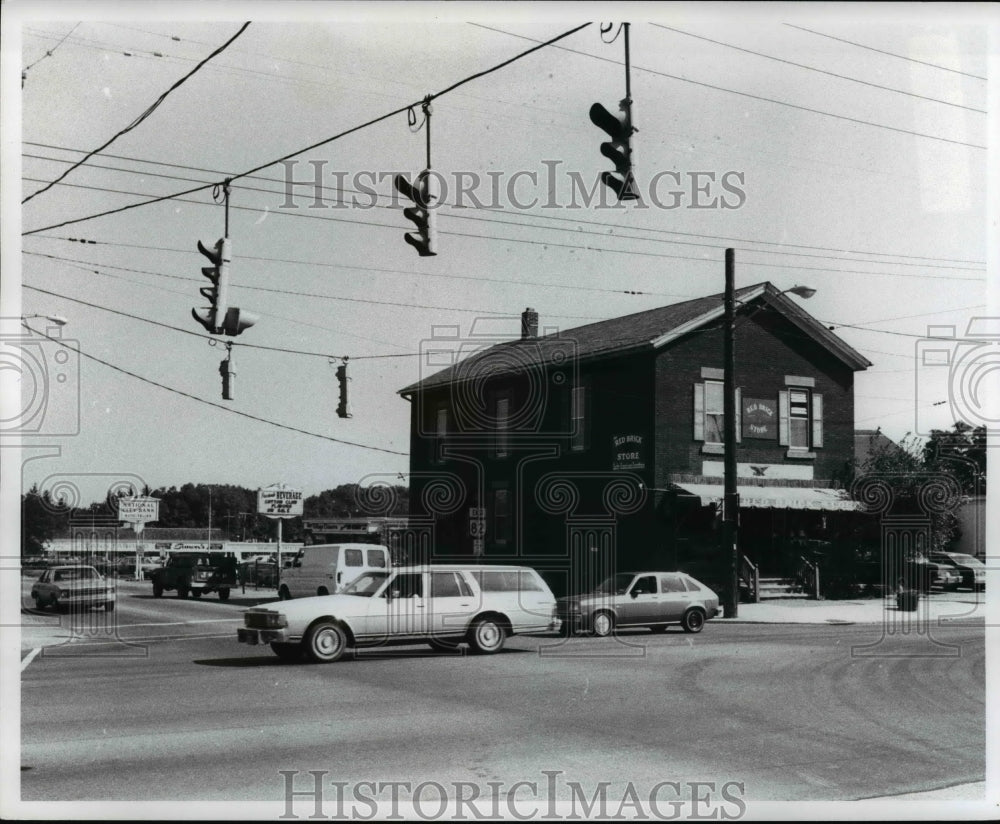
[428,638,464,654]
[191,589,202,599]
[270,642,302,662]
[317,587,330,597]
[152,582,163,598]
[305,621,348,663]
[177,585,189,599]
[218,588,230,601]
[468,617,506,654]
[682,609,706,634]
[278,585,291,600]
[649,624,668,634]
[591,611,615,637]
[105,601,114,612]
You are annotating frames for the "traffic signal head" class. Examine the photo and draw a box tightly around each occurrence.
[221,306,259,337]
[336,362,352,419]
[589,101,640,202]
[394,170,439,256]
[192,237,231,333]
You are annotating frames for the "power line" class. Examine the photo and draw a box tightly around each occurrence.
[472,23,986,150]
[22,23,252,205]
[19,320,408,457]
[25,145,987,270]
[784,24,987,81]
[21,22,592,237]
[22,177,986,284]
[649,23,984,113]
[22,22,81,79]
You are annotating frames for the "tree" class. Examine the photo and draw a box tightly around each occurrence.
[21,484,69,557]
[923,422,986,494]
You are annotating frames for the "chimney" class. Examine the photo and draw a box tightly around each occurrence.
[521,307,539,340]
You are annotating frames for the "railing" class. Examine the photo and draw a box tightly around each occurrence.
[798,556,821,599]
[740,555,760,603]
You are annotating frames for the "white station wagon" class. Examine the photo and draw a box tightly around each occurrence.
[238,564,560,663]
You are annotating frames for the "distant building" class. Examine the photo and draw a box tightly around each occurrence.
[854,428,908,468]
[399,282,871,595]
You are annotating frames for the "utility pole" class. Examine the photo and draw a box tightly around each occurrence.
[722,248,740,618]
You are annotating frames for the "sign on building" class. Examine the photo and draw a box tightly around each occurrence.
[742,397,777,439]
[612,434,645,471]
[257,484,304,518]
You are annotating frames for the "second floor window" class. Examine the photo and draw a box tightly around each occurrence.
[492,488,510,545]
[495,394,510,458]
[434,406,448,463]
[693,379,741,445]
[779,386,824,451]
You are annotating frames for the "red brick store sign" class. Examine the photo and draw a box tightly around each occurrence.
[743,398,776,439]
[612,434,646,471]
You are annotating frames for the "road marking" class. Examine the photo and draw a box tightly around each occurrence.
[21,647,41,671]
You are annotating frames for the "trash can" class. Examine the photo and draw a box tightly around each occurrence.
[896,589,920,611]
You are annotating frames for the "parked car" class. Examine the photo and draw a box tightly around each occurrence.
[30,565,116,612]
[237,564,560,663]
[930,552,986,591]
[278,543,390,600]
[901,558,960,593]
[558,571,720,636]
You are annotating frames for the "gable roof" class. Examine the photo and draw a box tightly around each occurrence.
[854,429,907,467]
[399,282,872,395]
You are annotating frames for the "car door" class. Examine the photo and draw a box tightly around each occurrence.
[659,574,691,621]
[386,572,430,639]
[617,575,659,626]
[428,571,478,640]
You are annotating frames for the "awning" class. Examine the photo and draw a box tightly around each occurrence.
[674,483,862,512]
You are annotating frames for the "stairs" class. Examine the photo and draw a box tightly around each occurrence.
[757,577,810,599]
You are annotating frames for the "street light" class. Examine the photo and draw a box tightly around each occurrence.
[722,252,815,619]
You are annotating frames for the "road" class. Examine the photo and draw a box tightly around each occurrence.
[18,580,984,811]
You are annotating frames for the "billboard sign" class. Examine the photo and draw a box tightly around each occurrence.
[257,485,304,519]
[118,497,159,525]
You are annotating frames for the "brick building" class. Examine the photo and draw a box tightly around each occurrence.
[398,282,871,597]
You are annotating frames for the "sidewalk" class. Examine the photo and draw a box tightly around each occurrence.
[723,593,986,624]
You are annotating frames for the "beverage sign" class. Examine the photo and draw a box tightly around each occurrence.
[257,485,304,518]
[743,398,776,439]
[612,434,645,471]
[118,497,159,524]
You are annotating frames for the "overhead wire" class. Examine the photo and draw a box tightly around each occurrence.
[649,23,984,113]
[22,23,252,205]
[19,320,409,456]
[783,24,988,81]
[471,23,986,150]
[21,22,592,237]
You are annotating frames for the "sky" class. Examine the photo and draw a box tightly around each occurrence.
[2,1,997,510]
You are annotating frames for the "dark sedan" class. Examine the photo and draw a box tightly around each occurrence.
[930,552,986,591]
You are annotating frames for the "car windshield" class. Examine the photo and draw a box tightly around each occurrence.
[52,568,97,582]
[594,573,635,596]
[948,554,984,567]
[340,571,389,597]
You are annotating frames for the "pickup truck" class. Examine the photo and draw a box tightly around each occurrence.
[150,552,237,600]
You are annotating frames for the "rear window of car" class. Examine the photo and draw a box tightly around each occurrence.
[682,576,702,592]
[660,574,686,593]
[472,570,543,592]
[344,549,363,567]
[367,549,387,568]
[431,571,473,597]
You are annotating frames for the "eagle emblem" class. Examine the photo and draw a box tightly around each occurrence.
[750,465,768,477]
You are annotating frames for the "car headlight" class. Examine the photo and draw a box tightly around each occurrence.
[60,589,70,598]
[244,611,288,629]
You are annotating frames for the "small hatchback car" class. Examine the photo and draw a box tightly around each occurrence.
[238,564,560,663]
[558,571,720,636]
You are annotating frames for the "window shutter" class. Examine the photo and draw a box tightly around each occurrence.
[812,393,824,448]
[735,387,742,443]
[693,383,705,441]
[778,390,789,446]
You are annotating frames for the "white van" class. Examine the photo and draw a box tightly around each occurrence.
[278,543,390,600]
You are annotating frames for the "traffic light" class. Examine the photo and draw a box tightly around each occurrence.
[394,170,438,256]
[192,237,230,333]
[192,237,258,336]
[219,356,233,400]
[589,100,640,202]
[336,361,352,419]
